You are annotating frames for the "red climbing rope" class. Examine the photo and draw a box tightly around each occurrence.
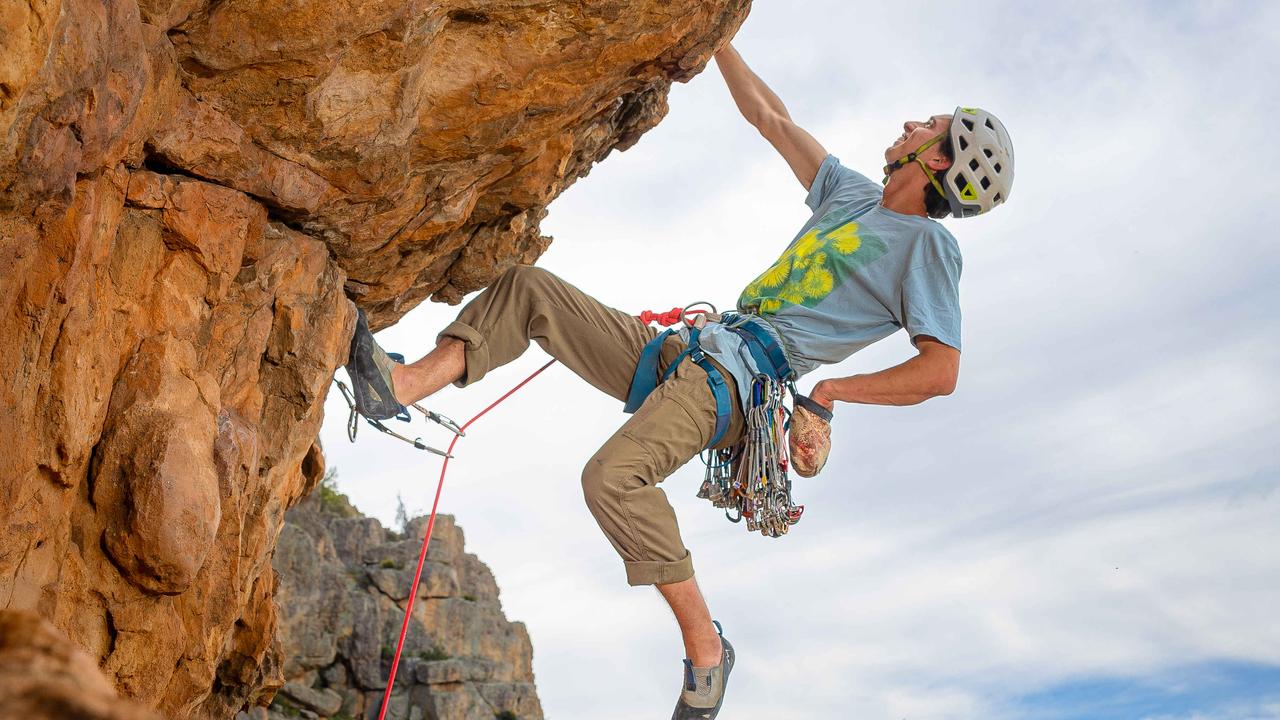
[376,358,557,720]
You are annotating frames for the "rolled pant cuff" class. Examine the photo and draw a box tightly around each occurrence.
[624,551,694,586]
[437,320,489,388]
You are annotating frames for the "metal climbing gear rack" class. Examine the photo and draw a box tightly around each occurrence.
[698,373,804,538]
[694,311,805,537]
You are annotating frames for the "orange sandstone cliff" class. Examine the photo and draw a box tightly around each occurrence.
[0,1,750,717]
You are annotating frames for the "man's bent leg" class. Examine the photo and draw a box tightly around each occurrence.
[580,354,744,668]
[390,264,700,408]
[428,265,662,399]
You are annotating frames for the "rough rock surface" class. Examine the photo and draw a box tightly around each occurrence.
[0,0,748,717]
[242,490,541,720]
[0,609,165,720]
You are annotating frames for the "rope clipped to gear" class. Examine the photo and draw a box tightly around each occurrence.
[698,374,804,537]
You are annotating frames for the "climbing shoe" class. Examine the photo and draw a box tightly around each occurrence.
[344,308,407,421]
[671,621,735,720]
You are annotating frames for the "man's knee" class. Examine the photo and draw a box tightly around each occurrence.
[498,264,553,296]
[581,438,652,518]
[580,455,618,517]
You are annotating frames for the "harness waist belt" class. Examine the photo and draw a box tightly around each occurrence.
[623,315,793,449]
[720,312,795,383]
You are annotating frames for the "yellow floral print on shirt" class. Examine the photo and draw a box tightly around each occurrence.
[739,207,889,314]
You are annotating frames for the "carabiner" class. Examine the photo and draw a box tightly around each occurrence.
[411,403,465,437]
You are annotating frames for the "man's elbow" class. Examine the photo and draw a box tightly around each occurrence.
[915,338,960,398]
[932,371,958,397]
[753,110,792,135]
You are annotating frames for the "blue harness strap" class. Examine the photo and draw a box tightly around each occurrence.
[623,326,734,449]
[676,327,732,448]
[624,329,675,413]
[722,314,795,383]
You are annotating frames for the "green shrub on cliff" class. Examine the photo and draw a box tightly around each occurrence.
[317,468,361,518]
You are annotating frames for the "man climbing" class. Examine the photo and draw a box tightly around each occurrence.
[344,42,1013,719]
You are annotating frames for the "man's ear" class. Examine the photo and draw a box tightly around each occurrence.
[928,155,953,173]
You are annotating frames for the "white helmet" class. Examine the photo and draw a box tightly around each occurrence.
[942,107,1014,217]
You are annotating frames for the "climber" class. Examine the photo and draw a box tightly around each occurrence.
[343,41,1014,719]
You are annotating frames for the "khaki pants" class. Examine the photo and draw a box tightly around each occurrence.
[438,265,744,585]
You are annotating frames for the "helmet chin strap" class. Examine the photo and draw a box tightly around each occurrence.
[882,131,949,197]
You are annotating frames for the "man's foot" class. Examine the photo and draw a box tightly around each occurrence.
[344,308,407,421]
[671,621,735,720]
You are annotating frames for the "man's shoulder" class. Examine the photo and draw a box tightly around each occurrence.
[890,220,962,273]
[806,154,884,212]
[918,221,962,259]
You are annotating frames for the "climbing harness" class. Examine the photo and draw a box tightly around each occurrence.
[625,301,734,448]
[626,306,810,538]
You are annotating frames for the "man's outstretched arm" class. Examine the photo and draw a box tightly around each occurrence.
[809,337,960,408]
[714,44,828,191]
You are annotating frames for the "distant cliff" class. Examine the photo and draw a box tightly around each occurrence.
[250,485,541,720]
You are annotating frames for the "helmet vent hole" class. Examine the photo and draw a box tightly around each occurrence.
[953,175,966,190]
[993,192,1003,203]
[985,118,995,130]
[994,162,1002,173]
[962,118,975,131]
[969,158,980,171]
[983,148,994,158]
[958,136,969,151]
[980,176,991,190]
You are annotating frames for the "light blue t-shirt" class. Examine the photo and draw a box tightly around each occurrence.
[684,153,963,409]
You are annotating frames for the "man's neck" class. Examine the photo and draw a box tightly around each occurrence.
[880,173,929,217]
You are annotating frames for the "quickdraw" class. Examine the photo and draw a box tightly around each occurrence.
[334,351,464,457]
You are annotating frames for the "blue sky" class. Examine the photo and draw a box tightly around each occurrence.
[320,2,1280,717]
[1009,662,1280,720]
